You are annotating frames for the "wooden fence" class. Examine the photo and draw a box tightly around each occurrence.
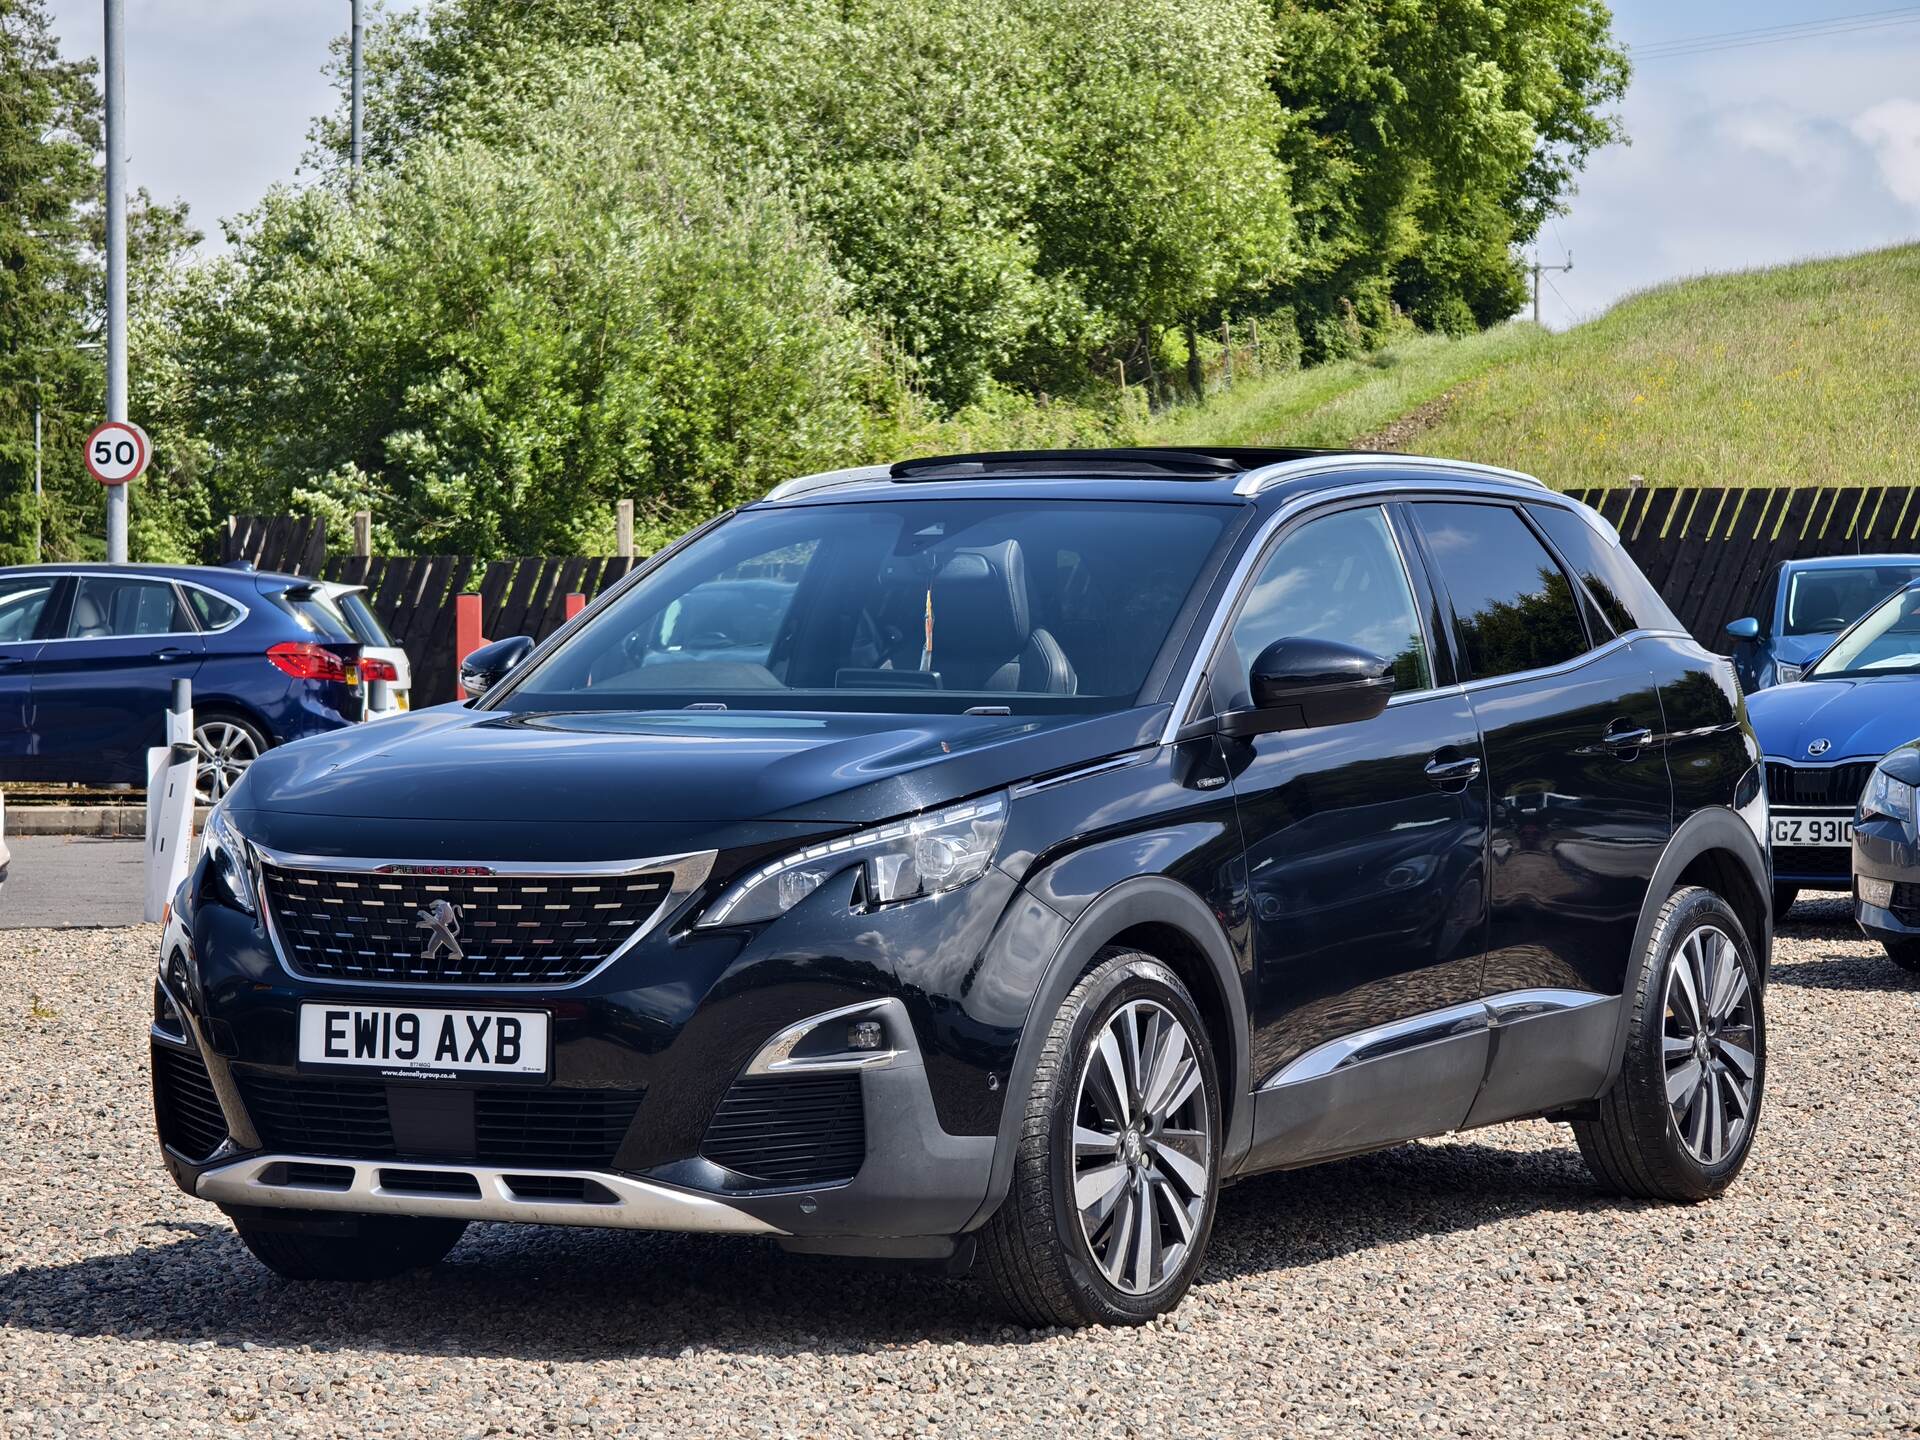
[1566,485,1920,648]
[224,485,1920,702]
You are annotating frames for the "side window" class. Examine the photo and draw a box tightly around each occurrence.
[0,583,54,643]
[185,587,243,632]
[68,576,190,639]
[1528,503,1683,636]
[1414,502,1589,680]
[1226,506,1432,705]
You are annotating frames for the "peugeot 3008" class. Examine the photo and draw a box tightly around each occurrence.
[153,448,1773,1326]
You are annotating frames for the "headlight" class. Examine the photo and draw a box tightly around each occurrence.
[202,802,259,915]
[698,792,1008,927]
[1862,766,1915,825]
[1776,662,1804,684]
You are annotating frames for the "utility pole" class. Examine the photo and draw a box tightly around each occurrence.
[1530,251,1573,327]
[103,0,129,563]
[349,0,364,196]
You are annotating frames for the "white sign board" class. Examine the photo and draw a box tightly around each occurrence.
[85,420,151,486]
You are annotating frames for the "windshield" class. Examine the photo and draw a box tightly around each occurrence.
[492,499,1233,714]
[1785,565,1920,635]
[1808,585,1920,678]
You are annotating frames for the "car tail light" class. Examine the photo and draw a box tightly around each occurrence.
[359,657,399,684]
[266,642,350,682]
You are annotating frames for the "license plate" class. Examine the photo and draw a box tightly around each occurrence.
[396,692,410,711]
[298,1003,549,1077]
[1771,815,1854,848]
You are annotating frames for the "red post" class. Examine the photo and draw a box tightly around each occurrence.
[455,593,488,668]
[565,592,585,620]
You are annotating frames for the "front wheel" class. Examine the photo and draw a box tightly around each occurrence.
[979,949,1220,1327]
[1574,886,1765,1201]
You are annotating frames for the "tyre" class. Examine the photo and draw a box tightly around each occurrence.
[230,1210,467,1281]
[1772,885,1797,919]
[1883,939,1920,973]
[194,711,269,802]
[980,949,1221,1327]
[1574,886,1765,1201]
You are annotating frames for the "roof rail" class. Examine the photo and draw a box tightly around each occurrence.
[762,464,892,502]
[1232,453,1548,497]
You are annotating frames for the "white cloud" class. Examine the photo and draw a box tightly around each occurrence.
[1852,99,1920,209]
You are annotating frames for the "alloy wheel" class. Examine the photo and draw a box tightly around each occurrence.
[194,721,260,802]
[1663,924,1759,1165]
[1070,998,1212,1296]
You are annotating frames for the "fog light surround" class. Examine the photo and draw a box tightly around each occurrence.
[1858,875,1895,909]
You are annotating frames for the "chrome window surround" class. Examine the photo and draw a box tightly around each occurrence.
[20,569,252,642]
[1259,988,1614,1091]
[196,1153,783,1234]
[1160,473,1686,744]
[247,841,717,991]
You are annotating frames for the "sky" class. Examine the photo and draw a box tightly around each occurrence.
[39,0,1920,328]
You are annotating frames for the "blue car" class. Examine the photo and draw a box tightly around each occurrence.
[1744,576,1920,912]
[0,563,365,800]
[1726,554,1920,692]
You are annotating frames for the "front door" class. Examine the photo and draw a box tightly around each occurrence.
[29,573,205,784]
[1219,504,1492,1169]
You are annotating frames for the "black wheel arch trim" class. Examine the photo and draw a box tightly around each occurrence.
[961,874,1252,1233]
[1605,804,1771,1093]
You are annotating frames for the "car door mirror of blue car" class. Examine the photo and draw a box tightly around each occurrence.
[460,635,535,699]
[1725,616,1762,641]
[1215,637,1396,738]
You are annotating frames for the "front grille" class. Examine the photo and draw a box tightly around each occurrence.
[1767,761,1874,809]
[701,1074,866,1186]
[260,863,675,986]
[152,1045,228,1161]
[235,1073,642,1168]
[1775,845,1852,879]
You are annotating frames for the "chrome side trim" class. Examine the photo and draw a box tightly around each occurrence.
[249,844,717,992]
[1258,989,1614,1091]
[763,464,893,502]
[1010,749,1154,798]
[746,997,914,1075]
[1161,476,1605,744]
[24,570,252,642]
[1232,454,1549,498]
[195,1155,785,1234]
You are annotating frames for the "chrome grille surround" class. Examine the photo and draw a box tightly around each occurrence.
[251,844,715,990]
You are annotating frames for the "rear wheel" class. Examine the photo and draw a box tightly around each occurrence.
[1883,939,1920,973]
[1574,887,1765,1201]
[980,949,1220,1327]
[194,712,268,802]
[1772,885,1797,919]
[230,1210,467,1281]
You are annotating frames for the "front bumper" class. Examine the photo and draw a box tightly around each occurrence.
[1852,815,1920,943]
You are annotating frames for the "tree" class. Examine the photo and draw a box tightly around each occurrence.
[0,0,98,564]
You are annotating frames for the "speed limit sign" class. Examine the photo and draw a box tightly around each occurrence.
[85,420,151,486]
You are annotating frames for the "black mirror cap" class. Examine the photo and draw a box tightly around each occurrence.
[1224,636,1396,735]
[460,634,535,698]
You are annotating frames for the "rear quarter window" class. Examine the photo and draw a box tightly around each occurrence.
[1529,504,1683,636]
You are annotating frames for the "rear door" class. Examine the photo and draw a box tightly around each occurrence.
[29,573,205,783]
[1406,499,1672,1124]
[0,575,64,770]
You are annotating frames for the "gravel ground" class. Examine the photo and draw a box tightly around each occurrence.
[3,898,1916,1438]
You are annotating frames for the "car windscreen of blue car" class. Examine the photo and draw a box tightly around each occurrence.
[493,499,1233,715]
[1785,565,1920,637]
[1806,583,1920,677]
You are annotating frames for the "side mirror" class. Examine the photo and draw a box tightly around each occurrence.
[460,635,534,698]
[1221,637,1395,737]
[1725,617,1761,641]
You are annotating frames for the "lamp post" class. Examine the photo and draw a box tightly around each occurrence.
[103,0,129,563]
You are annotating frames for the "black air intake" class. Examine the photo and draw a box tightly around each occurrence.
[701,1073,866,1186]
[152,1045,228,1162]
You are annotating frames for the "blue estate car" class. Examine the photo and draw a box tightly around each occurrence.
[1745,576,1920,912]
[0,563,365,799]
[1726,554,1920,692]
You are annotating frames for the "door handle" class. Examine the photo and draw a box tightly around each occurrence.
[0,655,21,669]
[1424,753,1482,789]
[1602,724,1652,756]
[151,647,192,662]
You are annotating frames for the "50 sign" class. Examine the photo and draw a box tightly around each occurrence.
[84,421,152,486]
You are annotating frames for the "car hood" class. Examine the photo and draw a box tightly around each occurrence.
[1744,676,1920,763]
[1771,633,1834,667]
[232,701,1168,830]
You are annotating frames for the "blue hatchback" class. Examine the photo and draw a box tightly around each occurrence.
[0,564,365,799]
[1726,554,1920,692]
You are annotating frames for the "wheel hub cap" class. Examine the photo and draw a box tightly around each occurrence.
[1070,998,1212,1296]
[1663,923,1760,1166]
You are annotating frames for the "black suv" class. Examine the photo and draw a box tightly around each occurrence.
[153,448,1772,1326]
